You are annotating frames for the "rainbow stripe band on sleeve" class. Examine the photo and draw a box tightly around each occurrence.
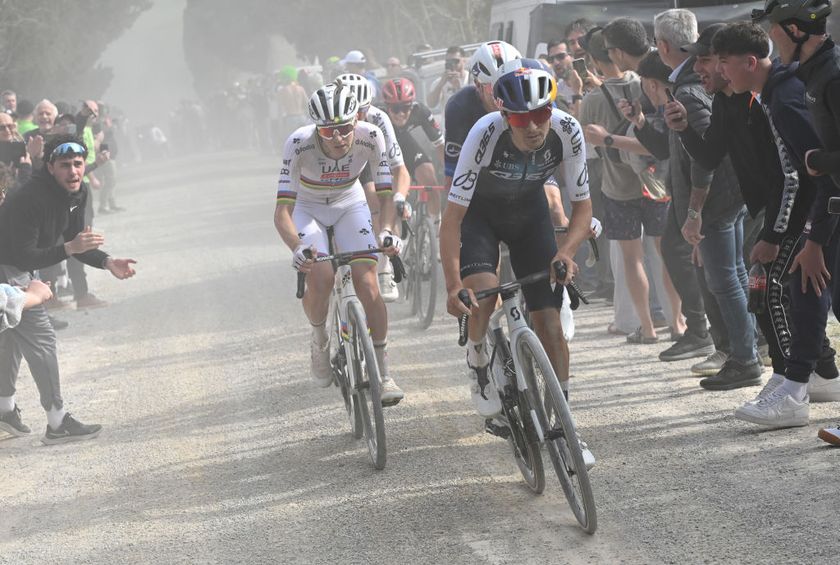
[375,183,392,196]
[276,190,297,205]
[349,255,378,265]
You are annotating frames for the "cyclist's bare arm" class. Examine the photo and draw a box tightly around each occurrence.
[362,181,382,234]
[274,204,301,251]
[545,184,569,228]
[439,202,472,316]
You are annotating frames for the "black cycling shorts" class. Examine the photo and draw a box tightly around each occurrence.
[460,207,560,311]
[397,133,433,179]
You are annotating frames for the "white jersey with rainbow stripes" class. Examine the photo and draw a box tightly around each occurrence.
[276,122,392,206]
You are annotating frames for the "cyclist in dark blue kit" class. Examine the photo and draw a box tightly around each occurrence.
[440,59,595,466]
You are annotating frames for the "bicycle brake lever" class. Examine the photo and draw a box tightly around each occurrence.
[296,249,313,299]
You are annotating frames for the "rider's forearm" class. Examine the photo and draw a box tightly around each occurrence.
[364,184,383,234]
[392,165,410,199]
[559,199,593,256]
[274,205,301,251]
[440,207,464,291]
[377,194,395,233]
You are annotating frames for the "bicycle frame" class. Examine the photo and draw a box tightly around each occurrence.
[489,290,549,443]
[331,264,365,392]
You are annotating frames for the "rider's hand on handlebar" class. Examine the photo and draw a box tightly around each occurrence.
[394,193,412,220]
[379,230,403,256]
[590,217,603,239]
[447,287,476,317]
[293,244,315,273]
[551,252,578,285]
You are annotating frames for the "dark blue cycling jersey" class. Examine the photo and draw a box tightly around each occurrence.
[444,86,488,178]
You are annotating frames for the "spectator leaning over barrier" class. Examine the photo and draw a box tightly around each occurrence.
[0,135,137,444]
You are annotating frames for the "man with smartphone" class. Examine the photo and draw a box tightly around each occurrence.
[427,45,468,114]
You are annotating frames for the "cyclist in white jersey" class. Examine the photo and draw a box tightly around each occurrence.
[338,73,410,302]
[274,80,405,404]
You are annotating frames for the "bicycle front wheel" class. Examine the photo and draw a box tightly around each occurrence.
[333,304,362,439]
[414,216,439,329]
[518,332,597,533]
[348,300,387,470]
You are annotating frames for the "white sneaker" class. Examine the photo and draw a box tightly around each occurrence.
[380,377,405,406]
[468,364,502,418]
[733,389,809,428]
[310,339,332,388]
[808,373,840,402]
[749,373,785,403]
[818,425,840,446]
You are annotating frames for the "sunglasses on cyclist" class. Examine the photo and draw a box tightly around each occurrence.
[503,106,553,128]
[48,141,87,162]
[387,103,412,115]
[316,122,355,139]
[546,53,569,63]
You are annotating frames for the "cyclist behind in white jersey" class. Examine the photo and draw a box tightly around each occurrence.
[337,73,410,303]
[440,59,594,461]
[274,80,405,405]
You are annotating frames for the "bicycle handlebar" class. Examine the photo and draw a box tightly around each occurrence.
[456,262,589,346]
[295,237,406,299]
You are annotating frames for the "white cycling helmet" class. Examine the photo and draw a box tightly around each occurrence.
[335,73,373,108]
[308,80,359,125]
[493,59,557,112]
[468,41,522,85]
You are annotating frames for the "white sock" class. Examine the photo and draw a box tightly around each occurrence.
[46,406,67,430]
[374,340,389,379]
[311,320,328,346]
[467,338,489,368]
[0,395,14,413]
[779,378,808,402]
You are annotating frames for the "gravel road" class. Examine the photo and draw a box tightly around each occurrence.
[1,153,838,565]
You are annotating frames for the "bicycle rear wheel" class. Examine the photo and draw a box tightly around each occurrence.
[333,305,362,439]
[347,300,387,469]
[414,216,439,329]
[517,332,597,533]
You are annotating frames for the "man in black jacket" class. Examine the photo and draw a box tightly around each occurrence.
[714,23,840,427]
[633,10,760,390]
[0,135,137,445]
[671,22,840,428]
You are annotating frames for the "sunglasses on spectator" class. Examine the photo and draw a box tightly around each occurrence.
[49,142,87,161]
[503,106,553,128]
[0,124,14,131]
[387,103,413,114]
[546,53,569,63]
[316,122,355,139]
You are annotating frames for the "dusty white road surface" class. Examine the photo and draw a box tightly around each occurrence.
[1,153,838,564]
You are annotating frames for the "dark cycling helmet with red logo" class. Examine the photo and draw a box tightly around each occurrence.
[382,78,416,105]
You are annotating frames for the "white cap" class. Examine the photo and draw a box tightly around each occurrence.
[341,50,366,65]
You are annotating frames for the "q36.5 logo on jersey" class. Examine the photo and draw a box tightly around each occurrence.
[474,123,495,164]
[453,170,478,191]
[445,141,462,159]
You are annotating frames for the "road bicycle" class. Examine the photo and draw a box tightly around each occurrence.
[456,263,597,533]
[397,185,445,329]
[296,234,405,470]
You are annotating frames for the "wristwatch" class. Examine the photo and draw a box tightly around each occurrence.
[572,94,584,103]
[687,208,700,220]
[604,135,614,147]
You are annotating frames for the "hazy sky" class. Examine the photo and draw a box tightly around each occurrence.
[99,0,194,124]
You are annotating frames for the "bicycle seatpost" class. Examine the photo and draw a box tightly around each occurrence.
[457,289,471,346]
[296,249,313,299]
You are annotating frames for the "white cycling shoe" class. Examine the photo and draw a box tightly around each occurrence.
[380,377,405,406]
[468,364,502,418]
[559,435,596,471]
[310,339,332,388]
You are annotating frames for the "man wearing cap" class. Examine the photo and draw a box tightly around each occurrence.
[670,22,840,421]
[635,11,759,390]
[0,134,137,445]
[341,49,381,100]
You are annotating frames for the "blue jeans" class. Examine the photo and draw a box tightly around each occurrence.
[698,206,757,363]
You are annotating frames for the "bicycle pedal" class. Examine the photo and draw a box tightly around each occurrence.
[484,419,511,439]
